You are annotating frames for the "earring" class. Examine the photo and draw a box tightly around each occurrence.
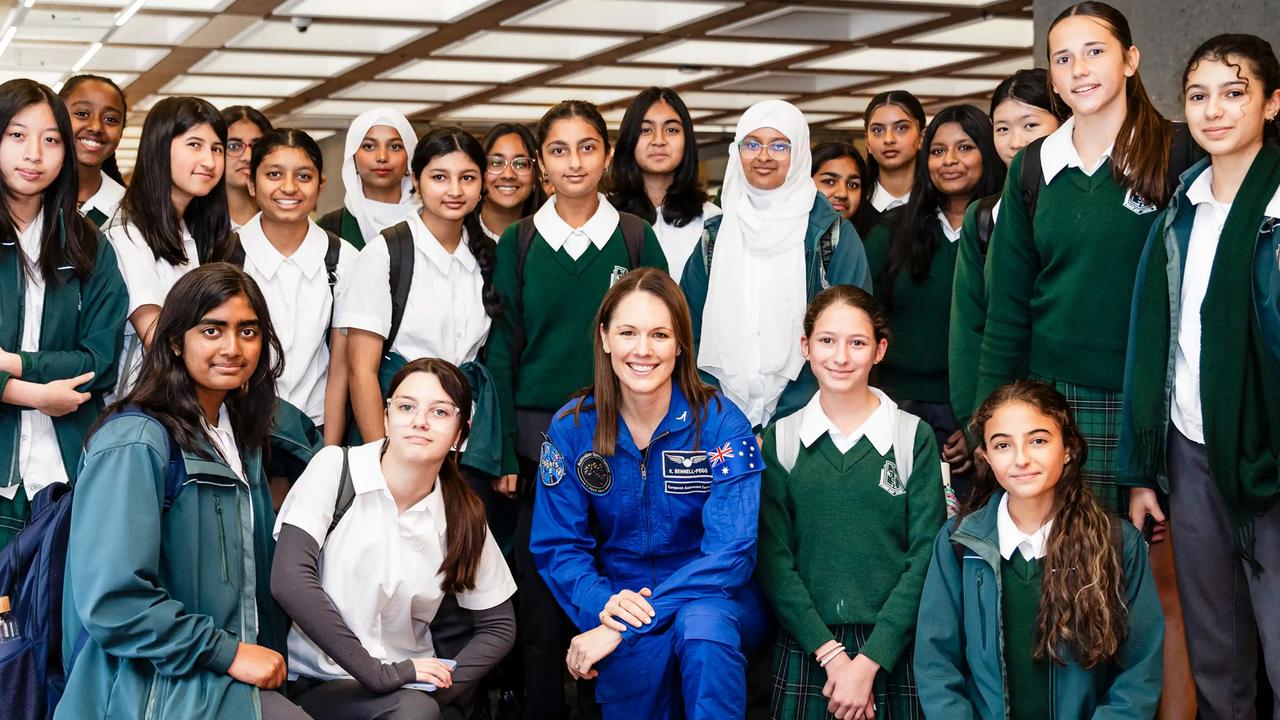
[450,444,458,451]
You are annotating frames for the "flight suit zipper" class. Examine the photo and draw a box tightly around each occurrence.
[639,431,669,588]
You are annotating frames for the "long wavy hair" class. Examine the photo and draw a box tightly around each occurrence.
[1049,2,1172,205]
[0,79,98,282]
[607,87,708,227]
[1182,33,1280,142]
[567,268,718,455]
[967,381,1128,669]
[810,140,878,237]
[410,126,500,320]
[878,104,1003,309]
[385,357,488,593]
[57,73,126,185]
[95,263,284,459]
[119,96,231,266]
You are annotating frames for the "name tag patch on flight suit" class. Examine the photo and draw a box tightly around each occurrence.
[576,451,613,495]
[662,450,711,494]
[539,441,565,487]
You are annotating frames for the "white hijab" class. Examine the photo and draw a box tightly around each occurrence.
[698,100,816,427]
[341,108,420,243]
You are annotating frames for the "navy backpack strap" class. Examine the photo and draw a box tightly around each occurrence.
[1019,137,1047,221]
[383,221,415,356]
[326,448,355,538]
[110,407,186,510]
[616,212,647,269]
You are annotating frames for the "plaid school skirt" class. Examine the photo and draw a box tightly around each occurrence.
[1031,375,1126,516]
[770,625,922,720]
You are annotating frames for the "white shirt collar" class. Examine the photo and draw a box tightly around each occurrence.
[1040,117,1115,183]
[349,441,447,528]
[16,212,45,261]
[796,387,896,456]
[408,212,477,275]
[997,493,1054,561]
[937,209,961,243]
[238,214,330,280]
[80,172,125,218]
[533,193,619,252]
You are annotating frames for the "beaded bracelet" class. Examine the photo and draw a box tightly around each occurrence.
[817,645,846,668]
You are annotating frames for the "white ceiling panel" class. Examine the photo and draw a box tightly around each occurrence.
[626,39,819,67]
[135,94,282,112]
[495,86,632,106]
[797,47,983,73]
[228,20,429,53]
[954,55,1035,77]
[680,91,787,111]
[86,45,169,73]
[506,0,737,33]
[438,30,635,61]
[190,50,371,77]
[441,104,551,122]
[37,0,233,8]
[274,0,495,22]
[295,99,433,117]
[864,76,1000,97]
[713,6,944,42]
[334,81,490,102]
[380,58,549,84]
[0,42,85,69]
[112,14,207,45]
[708,71,879,94]
[163,75,318,97]
[797,96,878,114]
[0,70,66,87]
[903,17,1034,48]
[16,9,114,44]
[552,65,721,88]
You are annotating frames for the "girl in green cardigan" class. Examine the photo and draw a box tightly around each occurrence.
[758,285,946,719]
[915,381,1163,719]
[865,104,1004,500]
[0,79,128,548]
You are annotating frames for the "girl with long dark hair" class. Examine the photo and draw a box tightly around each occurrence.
[476,122,544,241]
[222,104,272,230]
[810,140,878,238]
[0,78,128,548]
[106,95,230,399]
[58,74,126,227]
[864,91,927,213]
[272,357,516,720]
[608,87,720,282]
[914,381,1163,718]
[317,108,418,250]
[60,263,309,720]
[865,105,1004,496]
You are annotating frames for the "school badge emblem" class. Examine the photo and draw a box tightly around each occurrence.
[1122,189,1157,215]
[879,460,905,496]
[576,451,613,495]
[539,441,564,487]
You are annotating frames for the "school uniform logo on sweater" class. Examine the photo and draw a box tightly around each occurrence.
[576,451,613,495]
[609,265,628,286]
[662,450,711,494]
[707,438,760,478]
[539,441,565,487]
[879,460,905,496]
[1123,189,1157,215]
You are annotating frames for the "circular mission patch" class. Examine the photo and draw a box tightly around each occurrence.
[576,451,613,495]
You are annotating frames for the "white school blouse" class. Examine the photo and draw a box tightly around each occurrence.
[335,213,490,366]
[870,183,910,213]
[274,441,516,681]
[0,215,71,501]
[105,217,199,400]
[654,201,721,284]
[238,215,357,425]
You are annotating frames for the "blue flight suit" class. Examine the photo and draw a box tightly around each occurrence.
[531,383,767,719]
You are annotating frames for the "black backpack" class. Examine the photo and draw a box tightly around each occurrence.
[227,230,345,341]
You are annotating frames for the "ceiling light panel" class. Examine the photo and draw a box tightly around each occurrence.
[680,91,788,111]
[16,9,115,44]
[190,50,371,77]
[864,77,1000,97]
[440,104,551,122]
[163,75,317,97]
[868,0,997,5]
[87,46,169,72]
[381,58,549,83]
[135,95,282,112]
[295,99,434,117]
[903,17,1034,48]
[495,86,633,106]
[229,20,429,53]
[708,70,878,94]
[37,0,233,7]
[274,0,495,22]
[438,30,635,61]
[0,70,65,87]
[797,96,878,114]
[112,13,206,45]
[627,39,819,67]
[713,6,944,43]
[1,42,85,69]
[334,81,490,102]
[505,0,737,33]
[552,65,720,88]
[798,47,982,73]
[955,55,1035,76]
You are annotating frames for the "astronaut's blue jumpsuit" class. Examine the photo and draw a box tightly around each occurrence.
[531,383,768,719]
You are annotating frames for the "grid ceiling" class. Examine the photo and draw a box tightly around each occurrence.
[0,0,1035,170]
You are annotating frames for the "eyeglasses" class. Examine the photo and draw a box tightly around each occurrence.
[738,139,792,161]
[486,156,536,175]
[386,400,462,424]
[226,139,255,158]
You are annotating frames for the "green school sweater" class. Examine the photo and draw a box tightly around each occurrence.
[950,199,996,427]
[978,154,1157,401]
[757,420,946,669]
[864,217,959,404]
[488,221,667,474]
[1002,554,1051,720]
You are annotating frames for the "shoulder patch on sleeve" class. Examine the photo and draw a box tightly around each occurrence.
[539,441,565,487]
[707,435,761,478]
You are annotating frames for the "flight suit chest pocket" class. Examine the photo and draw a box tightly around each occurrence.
[661,450,711,494]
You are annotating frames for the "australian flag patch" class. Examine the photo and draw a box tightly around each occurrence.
[707,436,760,479]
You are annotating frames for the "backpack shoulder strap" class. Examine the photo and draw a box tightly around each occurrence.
[317,208,343,236]
[1166,122,1204,201]
[617,212,647,269]
[326,447,355,538]
[774,412,803,474]
[322,230,342,291]
[891,407,919,487]
[1020,137,1047,221]
[701,226,717,275]
[227,231,245,269]
[384,221,414,355]
[515,216,538,287]
[818,221,837,274]
[975,194,1000,260]
[110,407,185,510]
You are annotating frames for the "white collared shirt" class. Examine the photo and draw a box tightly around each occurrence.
[238,215,357,425]
[997,493,1054,561]
[275,441,516,682]
[1040,117,1115,182]
[533,193,619,260]
[654,201,720,284]
[797,387,896,455]
[2,214,71,501]
[937,209,962,243]
[335,212,490,366]
[79,172,125,224]
[1171,167,1231,443]
[870,183,910,213]
[204,404,247,485]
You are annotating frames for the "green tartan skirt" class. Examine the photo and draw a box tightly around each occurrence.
[1031,375,1127,515]
[770,625,922,720]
